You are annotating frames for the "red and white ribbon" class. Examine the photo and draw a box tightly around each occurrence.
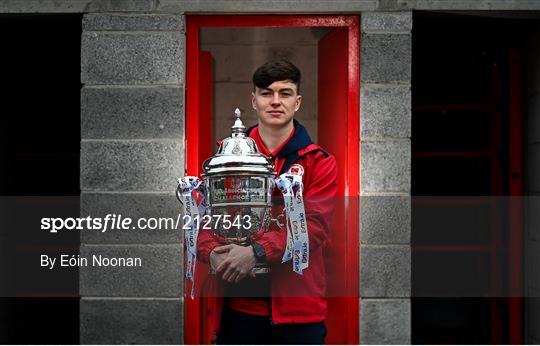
[275,165,309,275]
[176,176,205,298]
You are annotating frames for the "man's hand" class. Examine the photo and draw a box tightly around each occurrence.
[213,244,257,283]
[209,246,230,273]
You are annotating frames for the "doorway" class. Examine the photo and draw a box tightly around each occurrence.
[411,12,534,344]
[185,15,359,344]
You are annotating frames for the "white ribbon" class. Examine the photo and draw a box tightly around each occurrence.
[275,177,294,264]
[176,176,205,299]
[275,171,309,275]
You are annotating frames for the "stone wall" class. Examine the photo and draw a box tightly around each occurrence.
[359,11,412,344]
[79,12,184,344]
[5,0,540,13]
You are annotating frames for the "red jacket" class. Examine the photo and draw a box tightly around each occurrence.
[196,119,338,330]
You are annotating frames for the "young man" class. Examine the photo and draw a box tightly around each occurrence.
[197,59,338,345]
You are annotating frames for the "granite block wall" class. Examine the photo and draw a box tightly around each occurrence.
[360,11,412,344]
[80,12,184,344]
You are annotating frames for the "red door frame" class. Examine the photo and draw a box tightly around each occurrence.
[185,15,360,344]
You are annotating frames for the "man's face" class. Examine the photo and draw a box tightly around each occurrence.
[251,80,302,128]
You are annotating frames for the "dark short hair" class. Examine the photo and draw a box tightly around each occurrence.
[252,59,301,94]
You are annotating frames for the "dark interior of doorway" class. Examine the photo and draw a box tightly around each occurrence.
[412,12,534,344]
[0,14,81,344]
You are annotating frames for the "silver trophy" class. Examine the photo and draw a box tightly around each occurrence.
[177,108,311,282]
[179,108,277,274]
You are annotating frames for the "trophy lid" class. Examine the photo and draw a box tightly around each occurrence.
[202,109,276,176]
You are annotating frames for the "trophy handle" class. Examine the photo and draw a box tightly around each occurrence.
[176,177,207,207]
[198,183,208,210]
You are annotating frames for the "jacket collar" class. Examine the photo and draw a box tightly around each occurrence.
[246,119,313,158]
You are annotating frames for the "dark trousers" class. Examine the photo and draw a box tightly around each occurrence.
[216,306,327,345]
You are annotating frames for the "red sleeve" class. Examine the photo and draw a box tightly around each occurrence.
[196,228,222,264]
[253,227,288,263]
[302,153,338,252]
[254,152,338,263]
